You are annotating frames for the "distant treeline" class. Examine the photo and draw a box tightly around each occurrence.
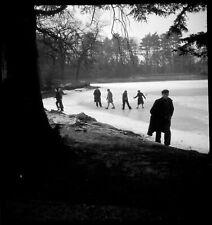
[37,32,208,89]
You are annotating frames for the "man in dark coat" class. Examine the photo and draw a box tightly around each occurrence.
[93,87,102,107]
[122,90,132,110]
[147,89,174,146]
[134,90,146,108]
[55,87,64,111]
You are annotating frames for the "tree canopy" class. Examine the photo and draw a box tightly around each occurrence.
[34,3,207,87]
[77,3,208,57]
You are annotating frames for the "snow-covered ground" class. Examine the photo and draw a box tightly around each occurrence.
[43,80,209,154]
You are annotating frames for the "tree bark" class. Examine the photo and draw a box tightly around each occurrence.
[1,4,75,192]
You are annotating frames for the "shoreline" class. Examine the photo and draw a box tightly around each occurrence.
[41,82,96,99]
[88,74,207,84]
[46,109,205,155]
[41,76,207,99]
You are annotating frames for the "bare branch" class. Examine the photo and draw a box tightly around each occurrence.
[111,5,116,36]
[90,6,96,26]
[36,26,59,40]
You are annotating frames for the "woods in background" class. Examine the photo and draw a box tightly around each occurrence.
[35,5,207,90]
[38,31,207,89]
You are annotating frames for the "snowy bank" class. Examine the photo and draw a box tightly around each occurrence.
[45,110,204,156]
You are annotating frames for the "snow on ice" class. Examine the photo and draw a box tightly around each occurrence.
[43,80,209,154]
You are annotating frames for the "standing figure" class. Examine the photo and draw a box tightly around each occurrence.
[93,87,102,107]
[122,90,132,110]
[55,87,64,111]
[134,90,146,108]
[147,89,174,146]
[105,89,115,109]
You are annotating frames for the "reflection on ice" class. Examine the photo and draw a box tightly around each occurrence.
[43,80,209,154]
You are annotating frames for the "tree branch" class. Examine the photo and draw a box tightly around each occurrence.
[35,5,67,16]
[36,26,59,40]
[90,6,96,26]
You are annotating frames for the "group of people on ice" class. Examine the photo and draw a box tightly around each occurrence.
[93,87,174,146]
[93,87,146,110]
[54,86,174,146]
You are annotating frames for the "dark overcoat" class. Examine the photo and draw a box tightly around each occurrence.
[94,89,101,102]
[107,91,113,103]
[122,92,128,102]
[55,90,63,100]
[147,97,174,134]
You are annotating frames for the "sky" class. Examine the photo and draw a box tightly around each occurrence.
[72,5,207,43]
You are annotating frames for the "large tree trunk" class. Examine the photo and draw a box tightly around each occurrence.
[1,5,75,193]
[1,5,47,183]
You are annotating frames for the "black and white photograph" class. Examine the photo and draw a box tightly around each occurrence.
[1,2,211,224]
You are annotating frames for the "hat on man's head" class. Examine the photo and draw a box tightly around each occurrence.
[162,89,169,94]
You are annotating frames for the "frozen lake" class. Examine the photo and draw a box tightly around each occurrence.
[43,80,209,154]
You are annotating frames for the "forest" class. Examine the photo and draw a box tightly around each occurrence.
[35,5,208,89]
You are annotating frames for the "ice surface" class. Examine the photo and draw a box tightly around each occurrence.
[43,80,209,154]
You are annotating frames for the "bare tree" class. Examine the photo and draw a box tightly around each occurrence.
[36,8,82,80]
[79,3,207,57]
[74,26,100,82]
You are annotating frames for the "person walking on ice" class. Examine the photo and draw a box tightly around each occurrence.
[93,87,102,107]
[147,89,174,146]
[55,87,64,111]
[105,89,115,109]
[122,90,132,110]
[134,90,146,108]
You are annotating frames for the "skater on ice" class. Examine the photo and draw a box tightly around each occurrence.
[122,90,132,110]
[106,89,115,109]
[55,87,64,111]
[134,90,146,108]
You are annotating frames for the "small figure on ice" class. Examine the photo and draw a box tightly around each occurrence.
[105,89,115,109]
[122,90,132,110]
[93,87,102,107]
[134,90,146,108]
[147,89,174,146]
[55,87,64,112]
